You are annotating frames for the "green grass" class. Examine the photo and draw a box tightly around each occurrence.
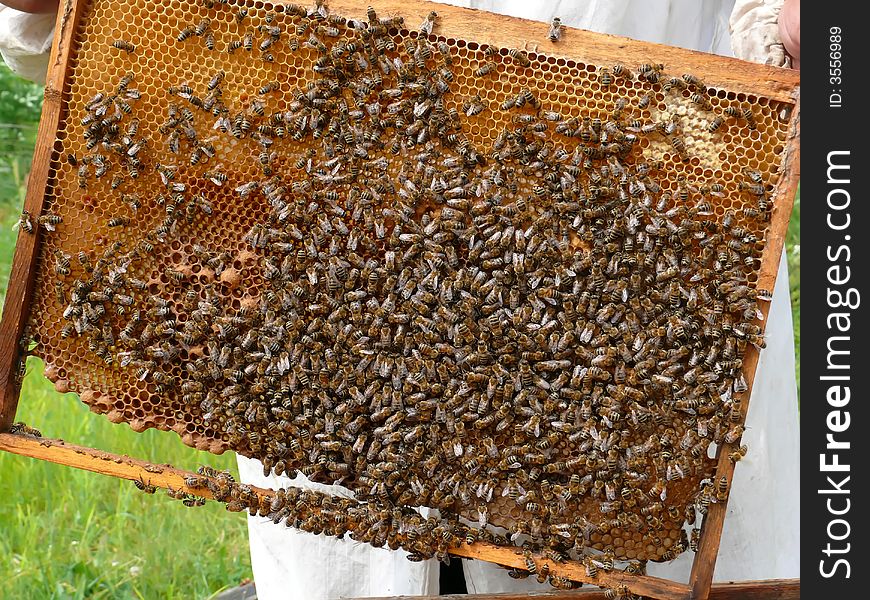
[0,366,252,600]
[0,60,252,600]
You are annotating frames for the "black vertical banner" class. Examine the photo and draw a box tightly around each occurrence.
[803,4,867,596]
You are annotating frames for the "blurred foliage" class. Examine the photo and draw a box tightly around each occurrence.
[0,61,42,200]
[787,188,799,402]
[0,60,42,125]
[1,61,42,307]
[1,58,252,600]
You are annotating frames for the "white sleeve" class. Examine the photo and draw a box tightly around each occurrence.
[236,455,440,600]
[0,6,56,85]
[729,0,787,66]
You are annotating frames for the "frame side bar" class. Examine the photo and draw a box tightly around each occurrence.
[687,97,801,600]
[0,0,86,431]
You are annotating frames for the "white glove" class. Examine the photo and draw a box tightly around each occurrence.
[0,6,55,84]
[729,0,787,66]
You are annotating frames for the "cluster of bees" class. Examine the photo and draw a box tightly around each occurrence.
[144,463,593,589]
[26,0,776,589]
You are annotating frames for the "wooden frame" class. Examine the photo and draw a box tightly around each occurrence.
[354,579,800,600]
[0,1,800,599]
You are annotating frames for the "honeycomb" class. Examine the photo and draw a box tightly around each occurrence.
[21,0,792,575]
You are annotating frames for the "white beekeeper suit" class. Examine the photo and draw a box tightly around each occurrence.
[1,0,798,597]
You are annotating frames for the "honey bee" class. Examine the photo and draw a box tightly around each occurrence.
[716,475,729,501]
[686,526,701,552]
[668,135,689,161]
[112,40,136,52]
[194,18,211,36]
[690,92,712,111]
[204,170,227,186]
[599,67,612,88]
[636,92,654,110]
[500,95,518,111]
[137,238,154,254]
[59,321,77,338]
[206,70,225,91]
[232,113,251,138]
[474,45,495,62]
[182,494,207,507]
[728,444,749,463]
[463,95,486,117]
[15,210,34,234]
[177,26,195,42]
[741,167,764,184]
[638,62,664,83]
[548,17,562,42]
[508,48,531,67]
[115,98,132,114]
[707,115,725,132]
[257,23,284,40]
[723,423,745,444]
[663,76,686,92]
[116,72,134,92]
[110,196,136,218]
[584,556,599,578]
[723,105,756,129]
[133,477,157,494]
[419,10,438,35]
[54,250,71,276]
[475,62,495,77]
[259,81,279,95]
[259,36,278,54]
[741,206,762,220]
[164,268,186,282]
[739,181,766,196]
[77,163,89,187]
[682,73,706,91]
[518,87,539,108]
